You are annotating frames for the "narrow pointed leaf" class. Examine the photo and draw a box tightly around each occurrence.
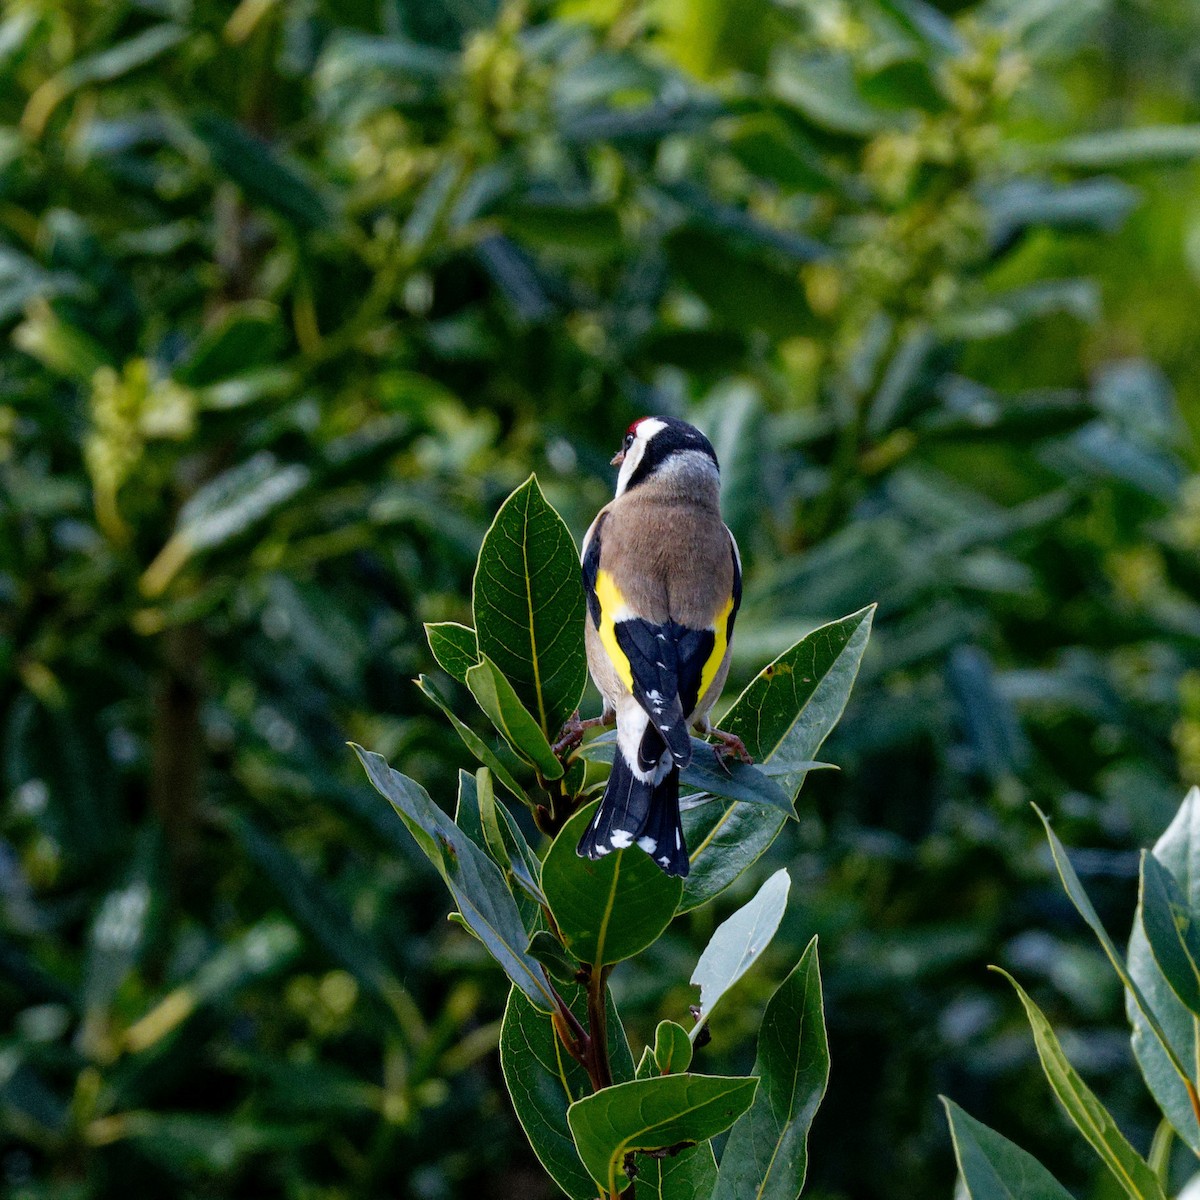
[466,656,564,779]
[577,733,799,816]
[353,746,554,1012]
[417,675,531,806]
[682,607,873,911]
[1140,851,1200,1016]
[1036,805,1193,1088]
[943,1098,1076,1200]
[1129,787,1200,1152]
[996,968,1168,1200]
[690,868,790,1040]
[568,1073,758,1195]
[714,936,829,1200]
[526,931,578,984]
[425,621,479,683]
[472,475,587,737]
[542,803,682,967]
[500,982,634,1200]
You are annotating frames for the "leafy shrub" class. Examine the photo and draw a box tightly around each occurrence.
[1,0,1198,1196]
[356,475,869,1198]
[947,786,1200,1199]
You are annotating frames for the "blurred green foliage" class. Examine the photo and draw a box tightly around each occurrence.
[2,0,1200,1197]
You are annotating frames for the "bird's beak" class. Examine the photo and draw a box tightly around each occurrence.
[610,450,625,466]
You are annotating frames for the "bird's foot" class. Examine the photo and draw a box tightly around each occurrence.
[553,710,610,758]
[708,726,753,767]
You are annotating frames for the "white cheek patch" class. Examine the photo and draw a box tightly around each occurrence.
[614,418,667,496]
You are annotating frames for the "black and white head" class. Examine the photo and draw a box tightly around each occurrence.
[611,417,719,498]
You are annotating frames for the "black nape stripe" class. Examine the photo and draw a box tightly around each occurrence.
[625,419,718,492]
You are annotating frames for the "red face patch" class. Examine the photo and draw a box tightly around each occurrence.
[625,419,642,438]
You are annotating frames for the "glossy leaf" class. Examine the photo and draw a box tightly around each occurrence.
[577,733,799,816]
[690,868,790,1040]
[567,1073,758,1195]
[653,1021,693,1076]
[997,969,1168,1200]
[682,606,874,911]
[353,746,554,1012]
[500,981,634,1200]
[542,803,683,967]
[466,656,564,779]
[472,475,587,738]
[1129,787,1200,1152]
[193,112,335,231]
[416,675,531,806]
[526,931,578,984]
[713,937,828,1200]
[1047,125,1200,168]
[635,1141,719,1200]
[1140,851,1200,1016]
[943,1098,1076,1200]
[1036,806,1193,1090]
[174,301,283,387]
[425,621,479,683]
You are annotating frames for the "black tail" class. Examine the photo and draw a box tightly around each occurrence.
[576,751,689,877]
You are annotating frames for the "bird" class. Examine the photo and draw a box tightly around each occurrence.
[564,416,749,878]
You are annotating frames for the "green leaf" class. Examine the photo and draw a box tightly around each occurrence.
[500,981,635,1200]
[681,606,874,911]
[568,1073,758,1195]
[472,475,587,738]
[466,656,564,779]
[995,968,1168,1200]
[577,733,799,816]
[526,931,579,984]
[769,50,895,136]
[542,802,683,967]
[454,769,486,849]
[416,675,531,807]
[713,937,828,1200]
[173,301,283,386]
[229,814,401,1007]
[665,230,816,338]
[425,622,479,684]
[1140,851,1200,1017]
[635,1141,719,1200]
[943,1098,1076,1200]
[1128,787,1200,1153]
[653,1021,693,1076]
[124,918,301,1054]
[23,24,187,137]
[1045,126,1200,169]
[353,746,554,1012]
[690,868,790,1041]
[143,453,311,595]
[1035,805,1193,1091]
[193,112,335,231]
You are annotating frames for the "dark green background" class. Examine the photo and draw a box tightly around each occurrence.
[3,0,1200,1196]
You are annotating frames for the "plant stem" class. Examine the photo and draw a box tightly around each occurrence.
[1186,1079,1200,1151]
[586,964,614,1091]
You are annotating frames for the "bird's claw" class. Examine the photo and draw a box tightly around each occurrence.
[708,727,753,767]
[552,710,609,759]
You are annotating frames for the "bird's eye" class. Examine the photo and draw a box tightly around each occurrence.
[623,434,634,449]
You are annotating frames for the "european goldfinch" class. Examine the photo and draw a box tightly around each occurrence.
[570,416,747,878]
